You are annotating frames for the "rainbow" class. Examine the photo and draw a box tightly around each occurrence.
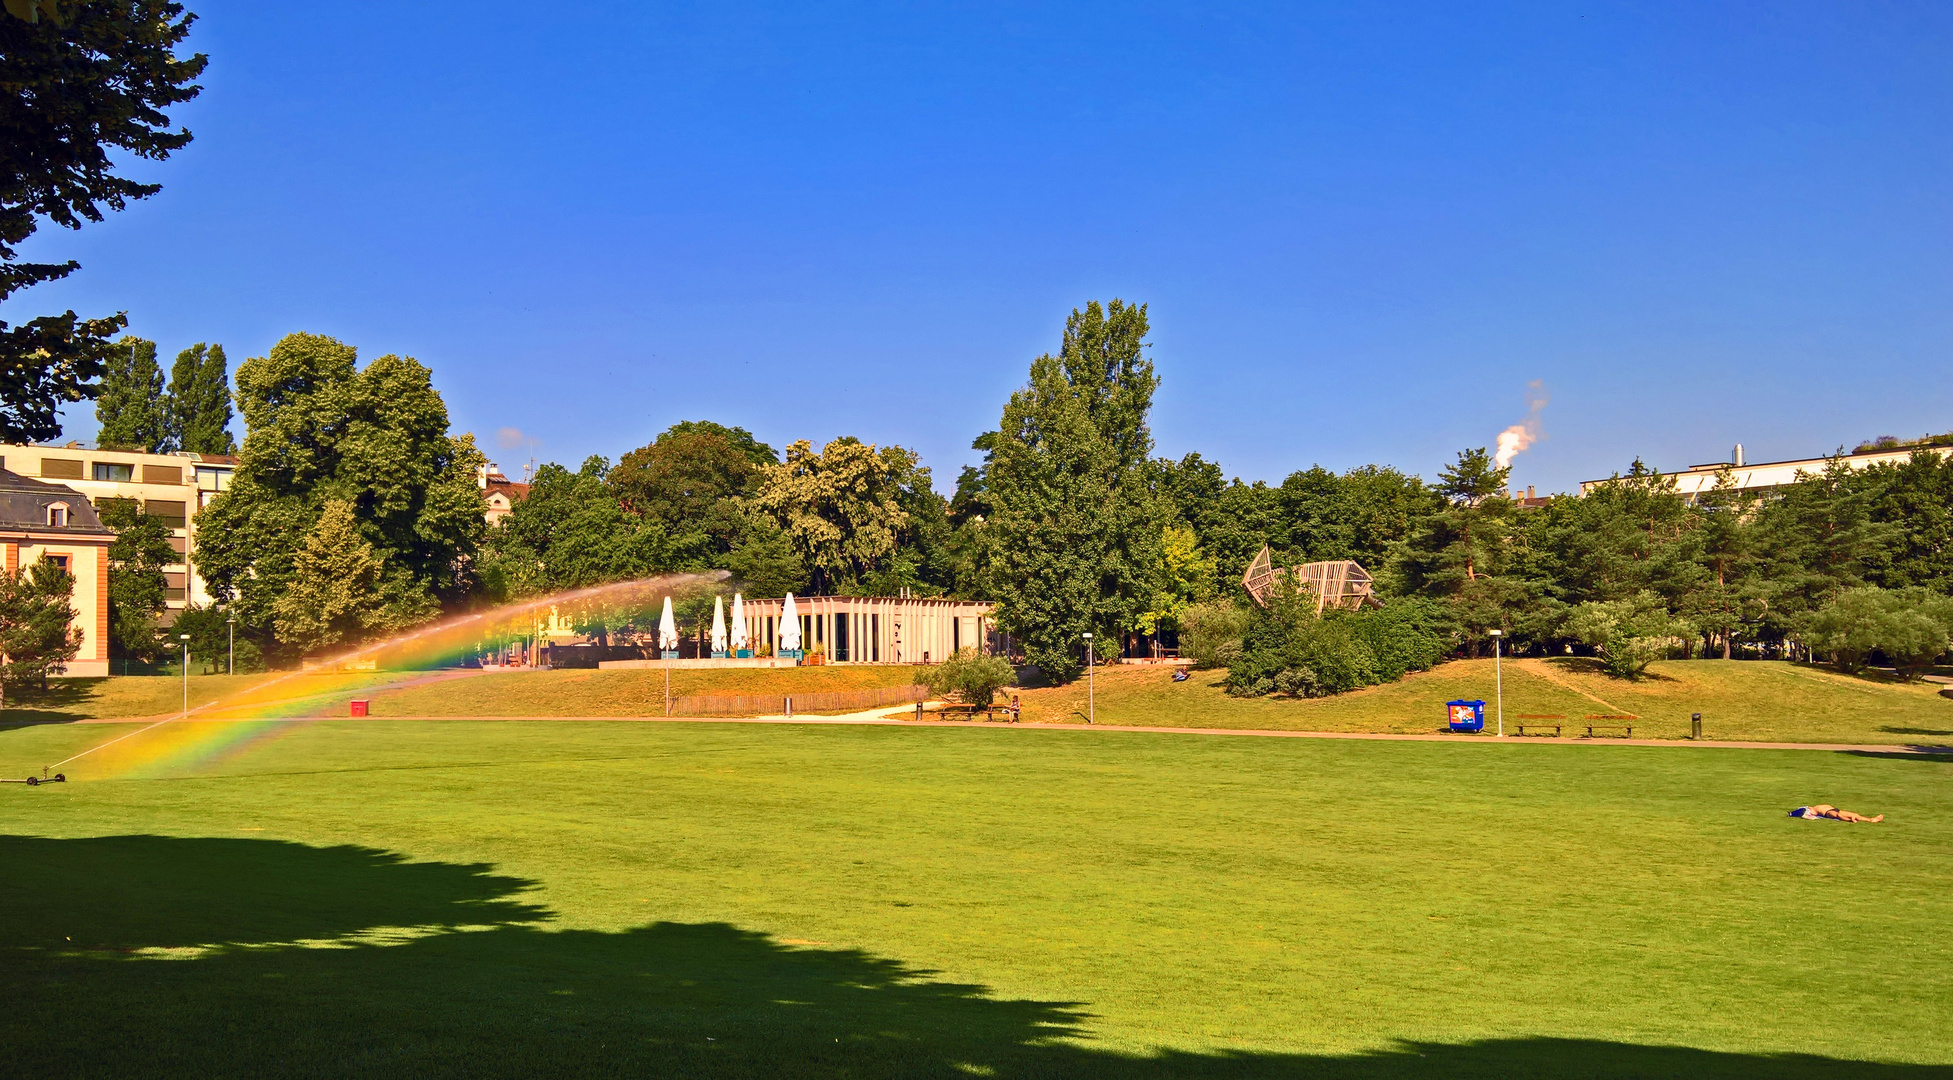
[47,571,728,781]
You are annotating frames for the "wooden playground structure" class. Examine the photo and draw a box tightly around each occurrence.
[1241,544,1380,613]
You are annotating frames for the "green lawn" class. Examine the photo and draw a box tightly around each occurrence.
[2,717,1949,1077]
[1015,659,1953,745]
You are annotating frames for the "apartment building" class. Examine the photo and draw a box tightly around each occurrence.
[0,443,235,619]
[1580,442,1953,499]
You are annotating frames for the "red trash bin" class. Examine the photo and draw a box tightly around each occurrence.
[350,700,369,717]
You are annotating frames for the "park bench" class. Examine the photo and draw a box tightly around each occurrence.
[1583,715,1637,738]
[1514,715,1564,737]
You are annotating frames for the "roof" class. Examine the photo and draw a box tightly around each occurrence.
[0,469,114,535]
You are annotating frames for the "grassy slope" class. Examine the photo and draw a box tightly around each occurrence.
[362,665,924,717]
[0,666,925,723]
[1010,659,1953,745]
[0,719,1948,1078]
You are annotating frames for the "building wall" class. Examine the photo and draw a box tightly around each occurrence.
[1581,445,1953,498]
[1,444,234,615]
[2,533,111,677]
[738,596,996,664]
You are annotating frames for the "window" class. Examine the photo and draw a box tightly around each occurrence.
[145,499,188,530]
[46,555,69,572]
[40,458,83,480]
[142,464,182,485]
[195,467,232,492]
[93,462,134,482]
[46,503,68,527]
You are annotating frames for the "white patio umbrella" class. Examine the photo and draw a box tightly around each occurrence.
[780,593,802,653]
[730,593,749,654]
[710,595,728,655]
[657,596,679,654]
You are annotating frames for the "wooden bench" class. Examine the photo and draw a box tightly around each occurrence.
[1583,714,1637,738]
[1515,714,1564,737]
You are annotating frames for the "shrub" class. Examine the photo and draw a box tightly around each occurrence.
[1805,587,1953,678]
[923,648,1017,710]
[1224,585,1444,698]
[1180,600,1249,669]
[1566,592,1693,679]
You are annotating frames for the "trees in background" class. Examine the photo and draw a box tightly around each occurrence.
[194,333,486,660]
[96,337,167,450]
[168,342,235,454]
[751,437,938,596]
[0,2,205,442]
[95,337,235,453]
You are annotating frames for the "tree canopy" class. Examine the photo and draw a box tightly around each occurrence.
[194,333,485,658]
[0,1,205,441]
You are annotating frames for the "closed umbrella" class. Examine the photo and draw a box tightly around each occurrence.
[711,595,728,657]
[658,597,679,658]
[731,593,749,656]
[780,593,802,658]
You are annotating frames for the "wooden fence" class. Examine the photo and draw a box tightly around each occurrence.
[671,684,931,717]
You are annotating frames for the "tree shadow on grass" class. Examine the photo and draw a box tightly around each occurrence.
[1,835,1946,1080]
[0,676,101,726]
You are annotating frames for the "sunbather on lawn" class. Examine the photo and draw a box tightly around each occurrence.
[1789,804,1884,822]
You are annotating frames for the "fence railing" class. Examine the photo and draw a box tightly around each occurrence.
[671,684,931,717]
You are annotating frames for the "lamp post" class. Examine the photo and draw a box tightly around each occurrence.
[179,633,191,719]
[1082,632,1094,725]
[1488,629,1504,737]
[226,613,235,676]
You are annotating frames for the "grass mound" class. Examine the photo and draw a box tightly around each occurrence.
[1010,659,1953,745]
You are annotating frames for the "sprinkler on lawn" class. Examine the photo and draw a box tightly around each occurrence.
[3,767,66,786]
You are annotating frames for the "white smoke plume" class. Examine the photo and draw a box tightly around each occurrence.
[1494,381,1549,469]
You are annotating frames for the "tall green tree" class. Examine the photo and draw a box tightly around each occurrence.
[0,1,205,442]
[1388,448,1524,653]
[194,333,487,658]
[95,335,167,450]
[981,300,1166,681]
[97,496,173,663]
[166,341,234,454]
[1750,455,1901,637]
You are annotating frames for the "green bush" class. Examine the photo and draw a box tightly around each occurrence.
[1566,592,1694,679]
[1224,586,1445,698]
[1179,599,1249,669]
[1804,587,1953,678]
[923,648,1017,710]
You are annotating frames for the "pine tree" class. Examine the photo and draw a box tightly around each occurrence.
[166,342,235,454]
[0,556,83,702]
[270,499,396,655]
[96,336,167,450]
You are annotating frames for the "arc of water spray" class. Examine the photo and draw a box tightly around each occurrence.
[42,570,731,777]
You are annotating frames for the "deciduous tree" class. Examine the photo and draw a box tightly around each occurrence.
[95,336,166,450]
[0,1,204,441]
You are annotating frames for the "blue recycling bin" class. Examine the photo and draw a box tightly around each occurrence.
[1446,699,1485,733]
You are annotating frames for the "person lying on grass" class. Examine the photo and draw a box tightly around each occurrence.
[1788,804,1884,822]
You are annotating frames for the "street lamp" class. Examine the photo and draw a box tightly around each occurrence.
[1082,632,1094,725]
[179,633,191,719]
[226,613,235,676]
[1488,629,1505,737]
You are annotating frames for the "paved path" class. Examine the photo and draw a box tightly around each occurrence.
[70,709,1953,755]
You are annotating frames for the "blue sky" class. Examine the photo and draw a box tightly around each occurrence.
[10,1,1953,494]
